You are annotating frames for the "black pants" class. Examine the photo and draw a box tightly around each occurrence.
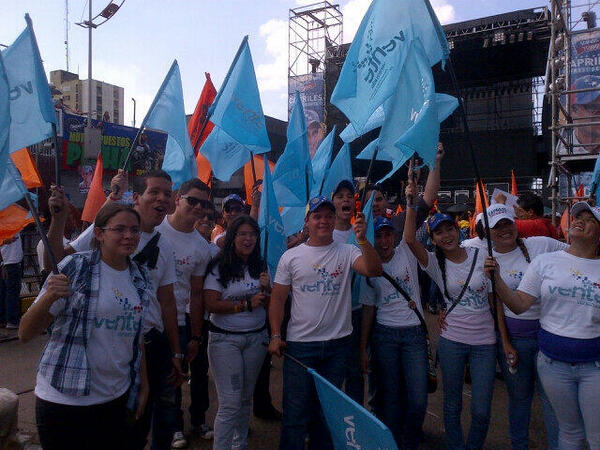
[187,315,210,427]
[36,393,129,450]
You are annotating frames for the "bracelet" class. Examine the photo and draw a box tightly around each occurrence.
[357,239,369,245]
[172,353,184,360]
[270,334,282,341]
[108,193,122,202]
[233,301,246,313]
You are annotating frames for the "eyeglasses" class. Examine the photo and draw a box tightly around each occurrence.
[235,231,258,239]
[101,226,141,236]
[181,195,211,209]
[224,204,243,214]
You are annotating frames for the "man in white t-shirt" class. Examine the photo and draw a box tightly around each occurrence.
[0,234,23,329]
[45,170,183,450]
[268,195,382,449]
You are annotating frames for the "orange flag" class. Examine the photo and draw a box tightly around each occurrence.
[81,155,106,223]
[188,73,217,185]
[470,181,489,234]
[0,204,35,244]
[244,155,275,205]
[11,148,43,189]
[395,203,404,215]
[510,170,518,196]
[576,184,584,198]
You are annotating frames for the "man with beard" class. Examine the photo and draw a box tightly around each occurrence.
[45,171,183,450]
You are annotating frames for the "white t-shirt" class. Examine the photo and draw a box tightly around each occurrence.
[517,250,600,339]
[35,261,143,405]
[360,240,422,328]
[461,237,487,250]
[494,237,568,321]
[212,231,225,245]
[274,241,362,342]
[204,266,266,332]
[332,228,353,245]
[36,237,69,271]
[1,234,23,265]
[423,246,495,345]
[70,223,177,333]
[156,218,210,325]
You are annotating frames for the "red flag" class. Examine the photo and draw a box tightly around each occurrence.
[11,148,43,189]
[510,170,518,196]
[188,73,217,185]
[576,184,584,198]
[395,203,404,215]
[244,155,275,205]
[81,155,106,223]
[0,205,36,244]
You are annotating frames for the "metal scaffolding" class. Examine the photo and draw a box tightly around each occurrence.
[288,1,343,77]
[547,0,600,227]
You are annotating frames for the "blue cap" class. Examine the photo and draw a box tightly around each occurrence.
[426,213,455,234]
[333,179,355,197]
[223,194,244,207]
[306,195,336,216]
[571,75,600,105]
[374,216,394,232]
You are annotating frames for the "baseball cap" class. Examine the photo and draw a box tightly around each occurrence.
[333,179,355,197]
[426,213,455,234]
[570,201,600,223]
[306,195,336,216]
[374,216,394,232]
[571,75,600,105]
[223,194,244,208]
[485,204,515,228]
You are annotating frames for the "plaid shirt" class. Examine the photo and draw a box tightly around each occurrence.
[38,250,151,410]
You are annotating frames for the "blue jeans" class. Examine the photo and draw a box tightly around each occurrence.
[438,337,496,450]
[280,335,351,450]
[208,330,268,450]
[498,337,558,450]
[371,324,428,449]
[344,308,364,405]
[0,263,22,325]
[537,353,600,450]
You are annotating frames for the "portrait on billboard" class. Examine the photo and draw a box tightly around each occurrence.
[289,73,326,158]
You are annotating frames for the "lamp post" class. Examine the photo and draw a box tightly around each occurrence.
[132,97,136,127]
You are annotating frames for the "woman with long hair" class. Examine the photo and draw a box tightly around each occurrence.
[485,202,600,449]
[404,180,496,450]
[476,203,565,449]
[203,215,270,449]
[19,203,151,450]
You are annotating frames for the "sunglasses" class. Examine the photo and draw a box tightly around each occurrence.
[181,195,211,209]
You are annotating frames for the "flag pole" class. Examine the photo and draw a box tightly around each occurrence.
[250,152,257,184]
[360,145,380,207]
[51,123,61,187]
[446,59,498,316]
[24,191,59,274]
[283,352,310,371]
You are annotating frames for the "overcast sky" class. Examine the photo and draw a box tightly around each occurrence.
[2,0,560,124]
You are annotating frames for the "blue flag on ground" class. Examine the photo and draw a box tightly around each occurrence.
[200,36,271,181]
[310,125,336,197]
[331,0,448,133]
[272,92,313,206]
[141,60,196,189]
[2,14,56,153]
[320,143,352,200]
[347,192,375,308]
[258,164,287,277]
[309,367,398,450]
[590,155,600,199]
[0,53,10,188]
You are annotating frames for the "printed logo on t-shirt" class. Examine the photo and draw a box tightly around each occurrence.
[300,263,344,296]
[383,269,412,304]
[175,255,193,278]
[455,281,488,310]
[93,287,143,336]
[547,268,600,309]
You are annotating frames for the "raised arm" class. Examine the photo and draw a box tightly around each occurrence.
[351,212,383,277]
[44,187,75,270]
[403,180,429,267]
[422,143,444,207]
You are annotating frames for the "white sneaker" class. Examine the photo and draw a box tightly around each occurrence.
[171,431,188,449]
[192,424,214,440]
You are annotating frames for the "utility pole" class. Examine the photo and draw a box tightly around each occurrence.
[132,97,136,127]
[65,0,69,71]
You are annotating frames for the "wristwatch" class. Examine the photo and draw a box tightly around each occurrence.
[172,353,185,360]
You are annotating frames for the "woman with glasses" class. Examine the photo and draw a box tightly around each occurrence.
[19,203,151,450]
[203,215,271,449]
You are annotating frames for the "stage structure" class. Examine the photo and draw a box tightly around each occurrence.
[323,7,553,207]
[546,0,600,228]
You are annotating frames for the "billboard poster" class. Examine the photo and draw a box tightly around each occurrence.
[288,73,326,158]
[559,28,600,155]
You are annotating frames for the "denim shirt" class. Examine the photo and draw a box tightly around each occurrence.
[38,250,151,410]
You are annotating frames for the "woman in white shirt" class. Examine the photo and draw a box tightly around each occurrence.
[404,186,495,450]
[485,202,600,449]
[203,215,270,450]
[19,203,151,450]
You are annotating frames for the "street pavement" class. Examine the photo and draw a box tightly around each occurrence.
[0,312,551,449]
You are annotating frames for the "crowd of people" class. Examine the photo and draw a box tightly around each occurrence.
[5,146,599,450]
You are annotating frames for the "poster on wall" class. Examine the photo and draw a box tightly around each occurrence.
[559,28,600,155]
[288,73,326,158]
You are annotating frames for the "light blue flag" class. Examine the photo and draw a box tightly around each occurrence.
[589,155,600,200]
[201,36,271,181]
[258,164,287,277]
[340,105,384,143]
[141,61,196,190]
[310,125,336,198]
[309,367,398,450]
[331,0,449,132]
[2,14,56,153]
[0,160,29,211]
[281,206,306,237]
[347,192,375,308]
[0,52,10,189]
[320,143,352,199]
[272,92,313,206]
